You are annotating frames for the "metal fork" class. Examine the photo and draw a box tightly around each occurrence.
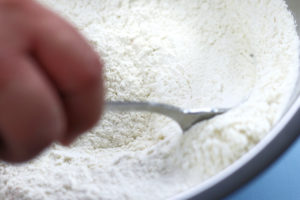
[105,101,229,132]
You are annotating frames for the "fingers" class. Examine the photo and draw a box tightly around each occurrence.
[0,0,103,163]
[0,54,66,162]
[31,5,104,144]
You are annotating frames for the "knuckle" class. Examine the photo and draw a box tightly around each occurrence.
[3,131,54,163]
[69,102,102,134]
[0,139,48,163]
[0,0,21,6]
[13,146,45,163]
[82,110,101,131]
[0,0,30,11]
[74,59,102,92]
[84,68,102,89]
[0,111,65,163]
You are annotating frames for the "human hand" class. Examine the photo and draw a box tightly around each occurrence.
[0,0,104,162]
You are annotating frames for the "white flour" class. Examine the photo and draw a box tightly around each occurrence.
[0,0,298,199]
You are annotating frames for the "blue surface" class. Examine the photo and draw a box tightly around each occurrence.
[226,136,300,200]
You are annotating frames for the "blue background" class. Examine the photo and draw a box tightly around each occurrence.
[226,136,300,200]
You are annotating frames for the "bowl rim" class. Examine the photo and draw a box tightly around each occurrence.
[172,89,300,200]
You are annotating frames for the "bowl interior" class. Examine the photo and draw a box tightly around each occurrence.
[173,1,300,199]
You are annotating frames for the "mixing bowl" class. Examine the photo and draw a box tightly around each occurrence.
[173,0,300,199]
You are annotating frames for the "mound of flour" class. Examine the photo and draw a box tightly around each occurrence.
[0,0,298,199]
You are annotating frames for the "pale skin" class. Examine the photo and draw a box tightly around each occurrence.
[0,0,104,162]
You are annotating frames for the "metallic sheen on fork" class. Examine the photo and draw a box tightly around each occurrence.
[105,101,229,132]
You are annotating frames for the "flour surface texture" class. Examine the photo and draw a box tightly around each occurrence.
[0,0,298,199]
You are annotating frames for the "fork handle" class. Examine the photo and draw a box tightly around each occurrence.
[105,101,182,116]
[105,101,228,131]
